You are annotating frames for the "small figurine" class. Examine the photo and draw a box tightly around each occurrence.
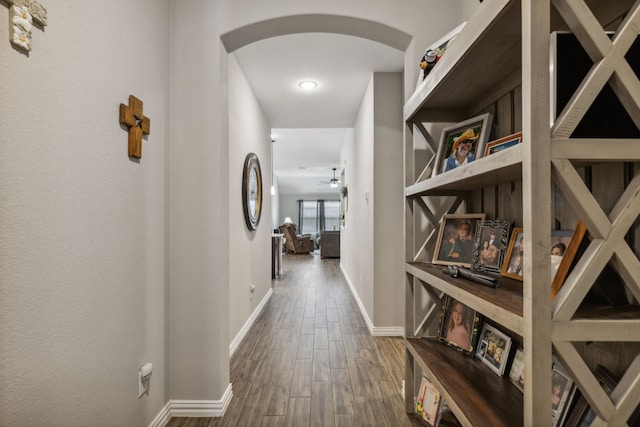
[420,48,443,80]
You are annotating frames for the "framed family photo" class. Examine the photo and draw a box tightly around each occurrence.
[552,359,576,427]
[508,347,525,392]
[432,113,493,177]
[501,228,524,281]
[551,221,587,300]
[475,323,512,377]
[437,295,482,355]
[433,213,486,268]
[482,131,523,157]
[472,220,511,273]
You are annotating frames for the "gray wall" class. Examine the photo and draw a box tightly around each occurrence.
[339,73,404,334]
[0,1,170,425]
[228,53,273,348]
[0,0,463,425]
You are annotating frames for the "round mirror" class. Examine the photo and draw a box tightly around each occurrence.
[242,153,263,230]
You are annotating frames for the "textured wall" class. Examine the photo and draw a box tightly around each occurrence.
[227,53,272,346]
[0,0,170,425]
[0,0,465,424]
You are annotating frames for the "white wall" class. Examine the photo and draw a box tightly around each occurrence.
[341,77,375,319]
[228,53,273,344]
[0,1,170,425]
[0,1,462,425]
[373,73,405,329]
[458,0,482,23]
[271,176,280,232]
[169,0,230,404]
[340,73,404,333]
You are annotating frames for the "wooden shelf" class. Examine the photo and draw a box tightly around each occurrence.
[406,338,523,427]
[404,0,520,121]
[407,262,523,336]
[404,0,637,123]
[404,0,640,424]
[553,304,640,342]
[405,145,522,197]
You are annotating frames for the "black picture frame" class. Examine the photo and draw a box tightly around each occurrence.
[242,152,263,230]
[437,295,483,355]
[564,365,640,427]
[472,220,511,273]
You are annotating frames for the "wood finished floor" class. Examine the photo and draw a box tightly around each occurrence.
[167,253,413,427]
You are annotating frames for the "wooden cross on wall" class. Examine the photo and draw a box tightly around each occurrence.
[119,95,151,159]
[5,0,47,52]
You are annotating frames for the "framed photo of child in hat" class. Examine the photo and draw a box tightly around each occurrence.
[433,112,493,177]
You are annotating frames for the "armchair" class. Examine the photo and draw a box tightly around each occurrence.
[279,223,313,254]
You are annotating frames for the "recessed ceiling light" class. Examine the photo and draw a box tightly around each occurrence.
[298,80,318,90]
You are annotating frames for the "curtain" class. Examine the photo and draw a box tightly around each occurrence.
[297,200,303,231]
[318,199,326,231]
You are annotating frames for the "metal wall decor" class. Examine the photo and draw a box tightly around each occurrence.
[242,153,263,230]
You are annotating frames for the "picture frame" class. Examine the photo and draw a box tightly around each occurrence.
[415,375,443,426]
[551,221,587,299]
[482,131,523,157]
[433,213,486,268]
[437,295,483,355]
[563,365,615,427]
[501,228,524,280]
[563,364,640,427]
[550,229,573,282]
[508,347,525,392]
[471,220,511,273]
[475,323,512,377]
[552,358,576,427]
[432,113,493,177]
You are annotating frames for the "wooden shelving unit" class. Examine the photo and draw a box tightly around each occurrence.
[403,0,640,425]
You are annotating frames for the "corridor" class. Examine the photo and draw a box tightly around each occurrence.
[168,254,412,427]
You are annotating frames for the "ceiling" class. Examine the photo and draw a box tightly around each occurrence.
[233,32,405,195]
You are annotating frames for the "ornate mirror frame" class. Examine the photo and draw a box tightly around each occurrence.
[242,152,263,230]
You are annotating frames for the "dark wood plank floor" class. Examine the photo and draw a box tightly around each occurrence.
[167,253,412,427]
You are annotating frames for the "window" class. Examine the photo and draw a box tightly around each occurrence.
[298,200,340,236]
[323,201,340,231]
[300,201,318,235]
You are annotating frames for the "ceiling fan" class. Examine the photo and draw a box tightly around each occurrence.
[318,167,341,188]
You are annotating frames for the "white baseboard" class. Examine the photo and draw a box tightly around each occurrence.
[229,288,273,358]
[339,265,403,337]
[149,401,171,427]
[371,326,404,336]
[340,265,374,333]
[149,384,233,427]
